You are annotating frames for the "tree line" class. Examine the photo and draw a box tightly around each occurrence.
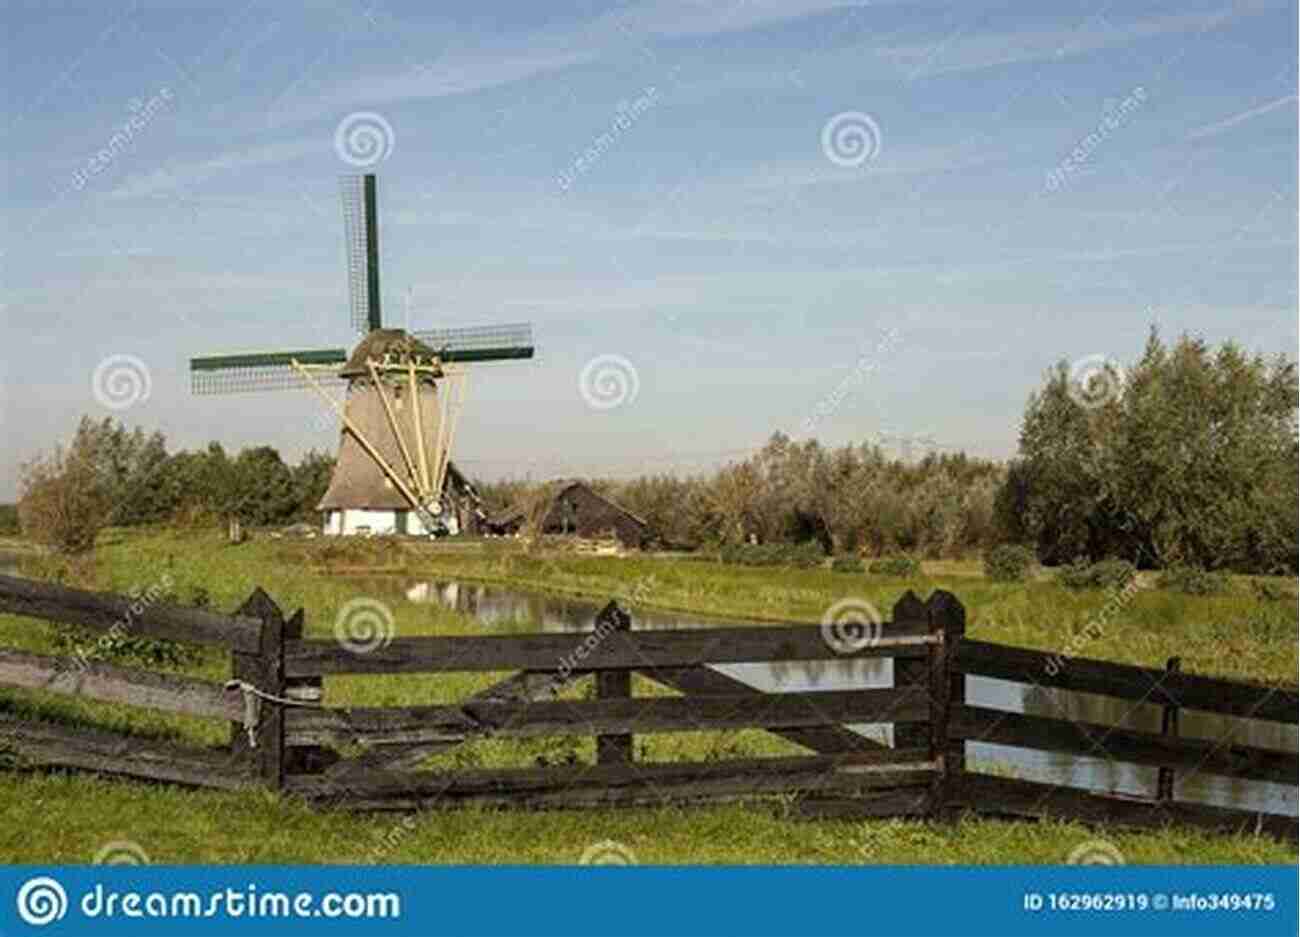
[12,330,1297,574]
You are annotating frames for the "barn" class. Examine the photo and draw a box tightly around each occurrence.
[486,480,656,548]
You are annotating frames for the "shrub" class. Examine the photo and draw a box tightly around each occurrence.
[1055,557,1137,590]
[0,504,18,535]
[1250,580,1292,602]
[867,555,920,577]
[830,554,864,574]
[719,541,824,568]
[1157,563,1228,595]
[983,544,1036,582]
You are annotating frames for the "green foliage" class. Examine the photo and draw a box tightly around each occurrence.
[830,554,864,573]
[1055,558,1137,590]
[0,504,18,535]
[1003,329,1298,573]
[1249,579,1292,602]
[983,544,1036,582]
[1157,564,1229,595]
[719,541,825,568]
[867,554,921,576]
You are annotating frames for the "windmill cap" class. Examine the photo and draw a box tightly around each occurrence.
[340,328,443,377]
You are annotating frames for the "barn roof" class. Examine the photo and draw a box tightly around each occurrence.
[487,480,649,530]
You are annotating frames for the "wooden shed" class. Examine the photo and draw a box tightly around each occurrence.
[486,481,656,548]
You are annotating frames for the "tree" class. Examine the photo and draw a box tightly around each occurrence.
[1002,329,1298,572]
[18,422,112,554]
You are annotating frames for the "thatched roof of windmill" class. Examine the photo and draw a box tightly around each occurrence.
[340,329,442,378]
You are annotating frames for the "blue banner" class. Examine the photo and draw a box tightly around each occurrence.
[0,865,1294,936]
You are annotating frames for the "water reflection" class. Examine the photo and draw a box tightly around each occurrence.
[394,577,1297,816]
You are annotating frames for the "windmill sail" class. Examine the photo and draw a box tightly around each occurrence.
[189,349,348,394]
[412,322,535,363]
[340,174,382,335]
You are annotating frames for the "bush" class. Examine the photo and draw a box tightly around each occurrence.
[983,544,1036,582]
[1250,580,1293,602]
[719,541,825,568]
[830,554,864,574]
[867,555,920,577]
[1157,564,1228,595]
[1055,557,1137,590]
[0,504,18,535]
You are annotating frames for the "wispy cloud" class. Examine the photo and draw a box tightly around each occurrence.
[106,139,319,199]
[881,5,1276,78]
[1187,93,1297,139]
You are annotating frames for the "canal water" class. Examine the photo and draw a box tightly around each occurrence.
[389,578,1298,817]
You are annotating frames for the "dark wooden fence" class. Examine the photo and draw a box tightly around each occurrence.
[0,573,1295,839]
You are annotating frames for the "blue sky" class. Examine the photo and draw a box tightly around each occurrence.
[2,0,1296,498]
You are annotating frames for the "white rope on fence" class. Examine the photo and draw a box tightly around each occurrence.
[223,680,322,749]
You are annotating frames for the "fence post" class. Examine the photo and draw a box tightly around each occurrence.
[892,591,928,751]
[230,587,287,789]
[595,600,633,765]
[282,607,332,776]
[1157,656,1182,802]
[925,590,965,821]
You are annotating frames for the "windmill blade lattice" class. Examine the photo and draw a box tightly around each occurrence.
[340,175,381,335]
[412,322,535,363]
[190,349,348,394]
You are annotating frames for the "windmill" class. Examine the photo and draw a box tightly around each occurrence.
[190,174,535,537]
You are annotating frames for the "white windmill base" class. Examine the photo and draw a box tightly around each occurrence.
[323,508,460,538]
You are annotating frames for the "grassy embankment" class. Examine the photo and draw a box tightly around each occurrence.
[0,528,1294,864]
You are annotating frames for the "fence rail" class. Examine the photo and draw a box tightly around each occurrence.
[0,573,1295,841]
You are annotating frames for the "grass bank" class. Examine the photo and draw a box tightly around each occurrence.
[0,528,1294,864]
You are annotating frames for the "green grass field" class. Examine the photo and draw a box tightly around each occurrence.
[0,529,1295,864]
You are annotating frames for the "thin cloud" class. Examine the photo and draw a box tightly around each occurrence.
[1187,94,1297,139]
[106,139,320,199]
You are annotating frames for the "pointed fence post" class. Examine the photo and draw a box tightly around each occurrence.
[891,591,929,751]
[925,590,965,821]
[230,587,287,789]
[1156,656,1182,802]
[595,600,634,765]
